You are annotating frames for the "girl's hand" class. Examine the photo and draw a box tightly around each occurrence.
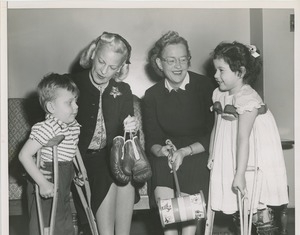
[123,115,139,133]
[168,149,185,171]
[39,180,54,198]
[232,173,246,195]
[207,156,214,170]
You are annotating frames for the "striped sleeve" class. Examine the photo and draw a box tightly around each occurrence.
[30,120,56,146]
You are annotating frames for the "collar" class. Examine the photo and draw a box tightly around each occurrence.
[164,72,190,92]
[46,114,81,129]
[89,72,109,92]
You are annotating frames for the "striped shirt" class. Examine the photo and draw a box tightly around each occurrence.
[30,114,81,162]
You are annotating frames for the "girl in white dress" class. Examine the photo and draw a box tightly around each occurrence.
[207,41,289,232]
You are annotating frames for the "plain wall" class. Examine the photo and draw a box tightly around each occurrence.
[263,9,295,207]
[7,8,250,98]
[250,9,264,98]
[7,8,295,207]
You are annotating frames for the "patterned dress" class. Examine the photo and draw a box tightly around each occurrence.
[210,85,289,214]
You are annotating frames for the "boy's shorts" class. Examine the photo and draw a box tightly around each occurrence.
[27,160,75,235]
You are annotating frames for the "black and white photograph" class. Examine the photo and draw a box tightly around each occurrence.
[1,1,299,235]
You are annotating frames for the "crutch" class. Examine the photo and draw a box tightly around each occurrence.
[205,114,222,235]
[204,177,215,235]
[73,147,99,235]
[36,135,65,235]
[165,139,181,197]
[237,162,261,235]
[238,190,248,235]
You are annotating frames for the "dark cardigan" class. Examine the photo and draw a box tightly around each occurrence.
[71,70,134,157]
[143,71,215,154]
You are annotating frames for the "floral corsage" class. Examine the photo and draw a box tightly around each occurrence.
[110,86,122,98]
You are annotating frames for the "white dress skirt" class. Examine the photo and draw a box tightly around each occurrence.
[210,85,289,215]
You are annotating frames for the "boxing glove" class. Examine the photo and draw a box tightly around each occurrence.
[110,136,131,184]
[131,136,152,183]
[122,139,136,176]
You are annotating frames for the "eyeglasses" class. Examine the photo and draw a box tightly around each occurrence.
[161,56,191,66]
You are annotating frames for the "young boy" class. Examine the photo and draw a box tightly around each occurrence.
[19,73,81,235]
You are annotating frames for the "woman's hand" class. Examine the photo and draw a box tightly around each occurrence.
[160,145,173,157]
[168,149,186,171]
[207,155,214,170]
[232,173,246,195]
[38,180,54,198]
[123,115,139,133]
[151,144,173,157]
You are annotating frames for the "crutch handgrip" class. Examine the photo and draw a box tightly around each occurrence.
[44,135,65,147]
[246,166,256,172]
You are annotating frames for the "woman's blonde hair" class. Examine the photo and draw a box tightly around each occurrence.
[80,32,132,81]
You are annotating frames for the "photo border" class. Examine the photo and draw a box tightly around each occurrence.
[1,1,299,235]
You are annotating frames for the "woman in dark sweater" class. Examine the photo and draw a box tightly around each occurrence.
[71,32,139,235]
[143,31,215,235]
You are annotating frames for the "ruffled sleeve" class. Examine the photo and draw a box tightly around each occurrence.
[212,87,223,103]
[233,85,264,114]
[29,120,56,146]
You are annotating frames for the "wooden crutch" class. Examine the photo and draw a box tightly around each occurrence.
[73,147,99,235]
[237,165,261,235]
[204,178,215,235]
[35,135,65,235]
[204,113,222,235]
[165,139,181,197]
[238,190,248,235]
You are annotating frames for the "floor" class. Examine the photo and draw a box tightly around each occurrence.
[9,208,295,235]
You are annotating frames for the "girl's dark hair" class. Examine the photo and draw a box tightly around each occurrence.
[38,73,79,113]
[148,31,191,78]
[212,41,262,85]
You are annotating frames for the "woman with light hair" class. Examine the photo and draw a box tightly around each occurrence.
[71,32,139,235]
